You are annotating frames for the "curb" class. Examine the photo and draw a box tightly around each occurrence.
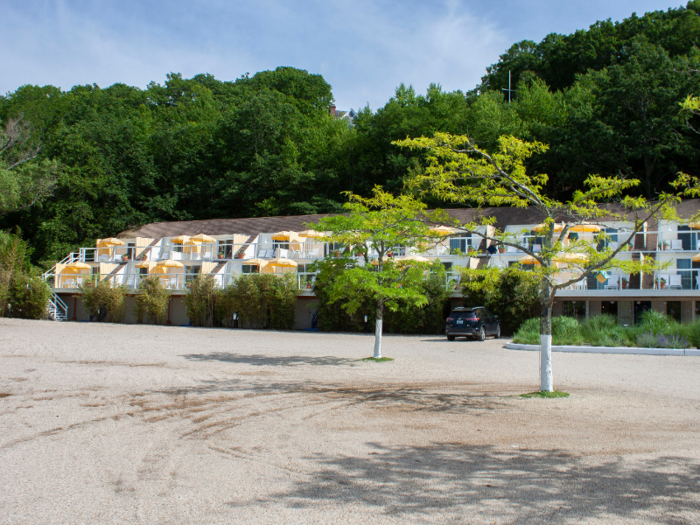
[504,342,700,356]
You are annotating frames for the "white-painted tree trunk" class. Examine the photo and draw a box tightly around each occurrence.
[373,319,383,359]
[540,334,553,392]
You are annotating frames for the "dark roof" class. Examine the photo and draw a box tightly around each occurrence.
[124,200,700,239]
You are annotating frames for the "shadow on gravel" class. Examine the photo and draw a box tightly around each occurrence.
[180,352,358,367]
[259,443,700,523]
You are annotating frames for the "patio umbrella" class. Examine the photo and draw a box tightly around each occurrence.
[298,229,326,238]
[429,225,461,235]
[271,231,296,241]
[245,258,267,266]
[135,261,151,268]
[532,222,564,233]
[519,255,540,265]
[568,223,602,233]
[554,253,589,263]
[64,261,92,272]
[395,255,431,263]
[692,253,700,263]
[690,223,700,230]
[97,238,125,247]
[170,235,190,244]
[155,259,184,269]
[190,234,217,243]
[268,257,298,268]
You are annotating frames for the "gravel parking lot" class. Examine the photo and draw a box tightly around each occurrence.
[1,318,699,524]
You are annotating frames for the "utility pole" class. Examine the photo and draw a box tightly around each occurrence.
[501,71,516,103]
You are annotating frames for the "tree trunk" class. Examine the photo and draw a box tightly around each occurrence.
[373,301,384,359]
[539,300,553,392]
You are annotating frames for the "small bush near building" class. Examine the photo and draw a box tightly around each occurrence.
[135,276,169,324]
[80,278,127,322]
[513,312,696,349]
[185,275,218,327]
[217,273,296,330]
[0,230,51,319]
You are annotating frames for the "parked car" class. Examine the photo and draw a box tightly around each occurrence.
[445,306,500,341]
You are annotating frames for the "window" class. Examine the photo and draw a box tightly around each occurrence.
[678,226,698,251]
[562,301,586,322]
[218,240,233,259]
[172,245,183,253]
[185,265,200,283]
[667,301,682,323]
[242,264,259,274]
[677,259,697,290]
[442,262,453,271]
[449,235,472,254]
[139,267,148,276]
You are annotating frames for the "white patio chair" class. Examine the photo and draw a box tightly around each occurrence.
[669,275,682,289]
[308,249,320,258]
[99,254,110,262]
[608,242,619,251]
[532,244,542,253]
[605,275,619,290]
[671,240,683,251]
[506,245,519,253]
[278,248,289,258]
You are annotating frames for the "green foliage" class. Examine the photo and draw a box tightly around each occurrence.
[216,273,296,330]
[0,230,49,318]
[184,275,218,327]
[80,278,127,322]
[579,315,631,347]
[459,267,539,335]
[6,272,51,319]
[135,276,169,324]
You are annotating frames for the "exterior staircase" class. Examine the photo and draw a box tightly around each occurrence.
[45,292,68,321]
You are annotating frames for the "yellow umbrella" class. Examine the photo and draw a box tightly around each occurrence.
[298,229,326,238]
[97,237,124,247]
[156,260,185,269]
[271,231,296,241]
[689,223,700,230]
[554,253,589,263]
[135,261,151,268]
[532,223,564,233]
[170,235,190,244]
[64,261,92,272]
[190,234,217,243]
[568,223,602,233]
[370,256,392,266]
[268,257,298,268]
[429,225,461,235]
[519,255,540,265]
[395,255,431,263]
[692,253,700,263]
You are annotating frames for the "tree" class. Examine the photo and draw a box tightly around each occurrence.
[397,132,678,391]
[310,187,445,359]
[0,114,58,215]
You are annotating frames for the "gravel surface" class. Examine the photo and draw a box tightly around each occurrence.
[1,318,700,524]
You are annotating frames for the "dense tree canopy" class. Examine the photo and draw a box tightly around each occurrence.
[1,3,700,266]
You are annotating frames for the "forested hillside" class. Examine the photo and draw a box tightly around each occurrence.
[2,2,700,265]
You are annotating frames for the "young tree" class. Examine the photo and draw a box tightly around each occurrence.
[397,133,679,391]
[310,187,445,359]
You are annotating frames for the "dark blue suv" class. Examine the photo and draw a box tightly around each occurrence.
[445,307,500,341]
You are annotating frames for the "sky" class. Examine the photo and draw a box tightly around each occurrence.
[0,0,687,111]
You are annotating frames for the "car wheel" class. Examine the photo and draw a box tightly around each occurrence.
[447,335,455,341]
[495,324,501,339]
[477,327,486,341]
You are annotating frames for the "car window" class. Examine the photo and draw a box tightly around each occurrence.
[452,310,476,319]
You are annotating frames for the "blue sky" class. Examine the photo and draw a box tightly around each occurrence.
[1,0,685,110]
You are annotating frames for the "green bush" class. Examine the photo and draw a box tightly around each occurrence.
[80,278,127,322]
[135,276,169,324]
[512,317,540,344]
[185,275,218,327]
[552,316,584,345]
[579,315,631,347]
[6,272,51,319]
[216,273,297,330]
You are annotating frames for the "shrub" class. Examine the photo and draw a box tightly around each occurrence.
[80,278,127,322]
[552,316,583,345]
[217,273,297,330]
[636,331,689,349]
[6,272,51,319]
[580,315,631,347]
[185,275,218,327]
[680,320,700,348]
[135,276,169,324]
[512,317,540,344]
